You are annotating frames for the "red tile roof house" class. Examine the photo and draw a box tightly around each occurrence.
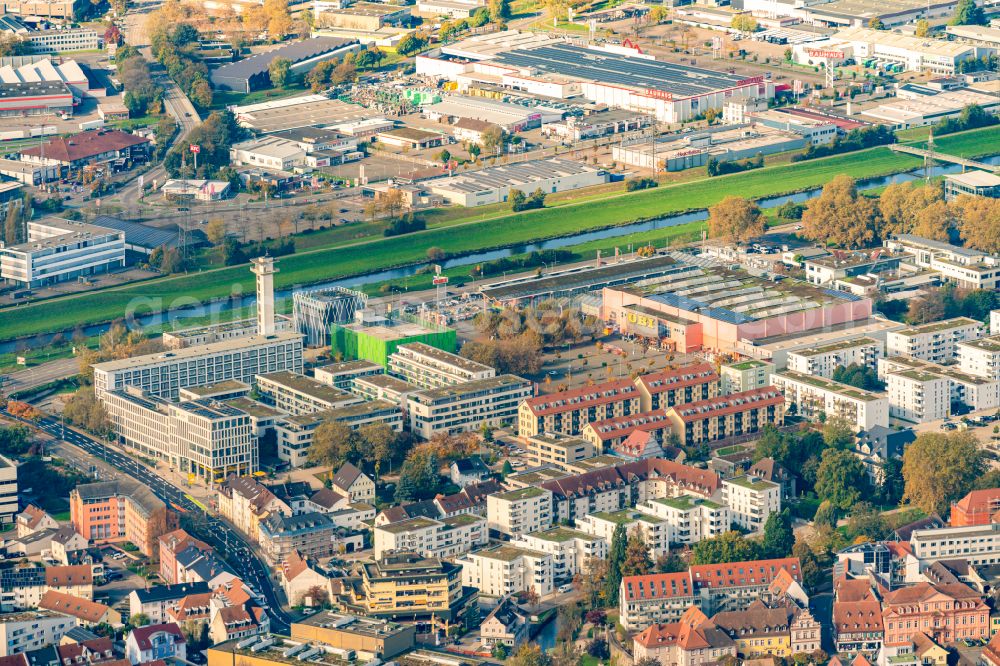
[124,624,186,665]
[20,130,150,172]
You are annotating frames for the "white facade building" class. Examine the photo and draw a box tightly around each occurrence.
[991,310,1000,336]
[426,158,608,207]
[255,371,362,415]
[770,370,889,430]
[908,524,1000,579]
[487,487,553,537]
[886,235,1000,291]
[514,528,607,582]
[373,514,487,559]
[458,545,553,597]
[387,342,495,389]
[722,476,780,533]
[879,355,999,415]
[0,218,125,288]
[786,337,883,378]
[577,509,670,559]
[0,610,76,656]
[885,369,951,423]
[885,317,984,364]
[407,374,532,439]
[957,336,1000,382]
[720,359,774,395]
[635,495,730,545]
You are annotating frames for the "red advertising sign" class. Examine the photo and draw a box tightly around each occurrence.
[432,276,449,285]
[189,144,201,154]
[806,49,845,58]
[644,89,673,100]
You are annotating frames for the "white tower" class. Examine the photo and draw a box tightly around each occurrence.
[251,256,278,336]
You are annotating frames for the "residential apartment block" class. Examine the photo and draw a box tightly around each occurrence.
[633,363,719,411]
[486,487,552,537]
[770,371,888,430]
[523,433,595,468]
[409,375,532,439]
[786,337,883,378]
[957,335,1000,382]
[885,369,951,423]
[880,355,999,415]
[256,371,362,415]
[578,509,670,559]
[69,479,173,557]
[882,582,989,646]
[458,545,553,597]
[93,332,304,400]
[518,378,640,437]
[620,571,696,630]
[258,512,350,564]
[0,456,16,527]
[373,514,487,559]
[581,411,673,450]
[275,400,403,467]
[636,495,730,545]
[0,610,77,656]
[665,387,785,447]
[313,360,384,390]
[387,342,495,388]
[720,359,774,395]
[885,317,984,364]
[722,475,781,533]
[513,527,607,582]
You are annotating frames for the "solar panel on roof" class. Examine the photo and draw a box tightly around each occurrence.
[821,288,863,302]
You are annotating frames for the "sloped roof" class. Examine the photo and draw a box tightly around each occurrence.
[835,577,877,603]
[523,378,638,416]
[621,571,694,602]
[21,130,149,163]
[832,599,883,634]
[46,565,93,587]
[128,624,184,651]
[309,488,347,510]
[333,462,364,490]
[690,558,800,589]
[39,591,110,624]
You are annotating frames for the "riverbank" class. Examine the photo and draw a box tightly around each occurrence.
[0,125,997,343]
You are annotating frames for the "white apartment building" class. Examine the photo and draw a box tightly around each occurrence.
[908,524,1000,579]
[880,355,999,415]
[274,400,403,467]
[636,495,730,545]
[0,456,16,527]
[255,371,362,415]
[523,432,596,468]
[720,359,774,395]
[786,337,883,378]
[457,545,553,597]
[885,369,950,423]
[957,336,1000,382]
[991,310,1000,336]
[373,514,487,559]
[0,610,76,656]
[487,487,553,537]
[770,370,889,430]
[313,360,384,390]
[93,332,304,400]
[722,476,780,533]
[577,509,670,559]
[407,375,532,439]
[387,342,495,389]
[0,218,125,288]
[100,386,257,481]
[885,317,984,363]
[886,235,1000,291]
[514,527,607,582]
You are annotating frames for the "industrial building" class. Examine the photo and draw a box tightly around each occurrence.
[314,3,411,30]
[0,81,71,116]
[417,35,774,123]
[425,157,608,207]
[861,87,1000,128]
[232,95,373,133]
[211,38,360,93]
[0,217,125,288]
[22,27,100,53]
[293,287,368,347]
[612,124,806,171]
[423,95,563,133]
[945,171,1000,200]
[742,0,965,29]
[602,264,873,354]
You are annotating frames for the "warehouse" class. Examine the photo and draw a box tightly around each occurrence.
[741,0,961,28]
[232,94,371,133]
[0,81,72,116]
[420,38,774,123]
[211,37,360,93]
[426,157,608,207]
[423,95,563,132]
[315,3,411,30]
[860,87,1000,128]
[612,124,805,171]
[0,58,94,98]
[793,28,990,74]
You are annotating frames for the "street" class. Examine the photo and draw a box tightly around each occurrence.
[18,412,293,633]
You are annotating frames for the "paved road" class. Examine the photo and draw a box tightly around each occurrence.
[1,357,79,395]
[15,412,292,633]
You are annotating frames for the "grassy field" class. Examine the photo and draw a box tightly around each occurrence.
[1,126,997,342]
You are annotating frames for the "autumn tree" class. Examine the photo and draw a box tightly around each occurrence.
[903,430,983,514]
[801,175,880,248]
[268,57,291,88]
[691,530,761,565]
[815,448,867,511]
[878,181,943,237]
[621,530,653,577]
[309,421,358,467]
[205,218,227,246]
[358,422,403,478]
[488,0,511,21]
[707,196,766,244]
[955,195,1000,253]
[394,448,441,502]
[911,200,956,242]
[915,18,930,35]
[264,0,292,37]
[730,14,758,32]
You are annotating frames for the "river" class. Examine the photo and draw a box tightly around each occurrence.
[2,153,998,352]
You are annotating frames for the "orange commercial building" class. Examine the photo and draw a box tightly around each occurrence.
[950,488,1000,527]
[882,582,989,647]
[70,479,175,557]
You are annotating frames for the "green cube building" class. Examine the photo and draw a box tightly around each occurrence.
[331,316,457,367]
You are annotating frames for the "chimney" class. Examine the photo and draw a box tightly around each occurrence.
[251,256,277,336]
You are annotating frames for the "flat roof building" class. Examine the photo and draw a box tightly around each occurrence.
[945,171,1000,200]
[289,613,415,659]
[770,370,888,430]
[387,341,494,389]
[879,355,1000,416]
[786,337,884,378]
[0,217,125,288]
[275,400,403,467]
[256,371,363,415]
[408,375,532,439]
[212,38,360,93]
[313,360,384,390]
[886,316,984,363]
[425,157,608,207]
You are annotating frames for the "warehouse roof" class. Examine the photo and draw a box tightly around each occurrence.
[92,215,183,250]
[21,129,149,163]
[426,157,603,194]
[493,43,749,98]
[212,37,356,84]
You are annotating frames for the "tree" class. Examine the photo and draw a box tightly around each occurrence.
[731,14,758,32]
[912,200,955,242]
[394,449,441,502]
[815,448,867,510]
[691,530,761,565]
[264,0,292,36]
[426,247,446,262]
[436,149,452,165]
[801,175,880,248]
[956,195,1000,253]
[822,416,856,449]
[128,613,150,628]
[879,181,943,237]
[310,421,357,467]
[480,125,504,154]
[0,425,31,457]
[879,456,905,506]
[585,609,606,626]
[205,218,227,246]
[707,196,766,244]
[358,422,400,477]
[587,639,610,660]
[488,0,511,21]
[605,523,627,606]
[903,430,983,514]
[813,500,838,528]
[501,460,514,479]
[396,33,427,56]
[792,541,824,591]
[492,644,508,660]
[268,57,291,88]
[845,503,893,542]
[762,509,795,558]
[915,18,930,36]
[330,61,357,85]
[621,531,653,577]
[950,0,986,25]
[0,32,27,56]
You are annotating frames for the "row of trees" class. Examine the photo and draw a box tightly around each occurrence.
[149,21,212,109]
[118,45,162,117]
[903,284,999,325]
[164,111,247,179]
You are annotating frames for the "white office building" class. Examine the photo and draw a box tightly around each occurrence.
[373,514,487,559]
[0,218,124,288]
[407,374,532,439]
[457,545,554,597]
[886,235,1000,291]
[786,337,883,378]
[514,527,607,582]
[908,524,1000,579]
[275,400,403,467]
[577,509,670,559]
[885,317,984,364]
[722,476,780,533]
[635,495,730,545]
[770,370,889,430]
[387,342,495,389]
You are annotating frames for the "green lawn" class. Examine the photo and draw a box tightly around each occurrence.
[1,126,997,342]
